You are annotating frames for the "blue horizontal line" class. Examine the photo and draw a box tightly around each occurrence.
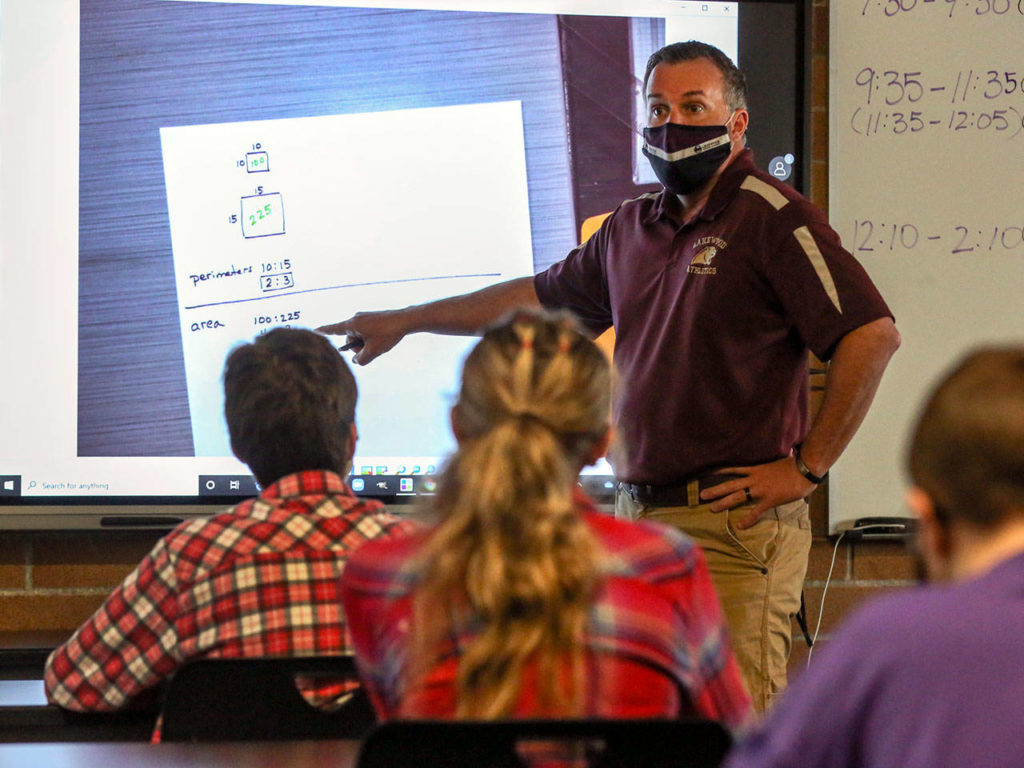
[183,272,503,311]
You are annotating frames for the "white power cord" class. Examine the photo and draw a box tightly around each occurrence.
[807,523,902,667]
[807,530,845,667]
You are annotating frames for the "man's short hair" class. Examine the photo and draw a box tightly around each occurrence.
[223,327,357,487]
[643,40,748,112]
[907,346,1024,528]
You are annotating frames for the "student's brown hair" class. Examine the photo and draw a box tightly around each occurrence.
[223,327,357,487]
[907,346,1024,528]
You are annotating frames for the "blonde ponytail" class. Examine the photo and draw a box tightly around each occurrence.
[411,311,611,718]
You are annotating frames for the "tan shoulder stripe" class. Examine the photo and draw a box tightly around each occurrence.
[740,176,789,211]
[793,226,842,313]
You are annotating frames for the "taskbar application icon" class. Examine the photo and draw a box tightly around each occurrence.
[0,475,22,497]
[348,475,437,497]
[198,475,260,496]
[578,474,617,503]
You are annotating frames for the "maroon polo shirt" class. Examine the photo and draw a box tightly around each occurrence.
[535,149,892,485]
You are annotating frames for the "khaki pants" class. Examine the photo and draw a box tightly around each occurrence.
[615,490,811,712]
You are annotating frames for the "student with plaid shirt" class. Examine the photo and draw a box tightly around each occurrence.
[341,312,751,732]
[45,327,410,713]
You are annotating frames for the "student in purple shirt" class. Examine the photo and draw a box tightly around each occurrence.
[318,41,900,709]
[725,345,1024,768]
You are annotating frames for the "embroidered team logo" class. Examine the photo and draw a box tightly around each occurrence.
[688,236,727,275]
[692,246,718,265]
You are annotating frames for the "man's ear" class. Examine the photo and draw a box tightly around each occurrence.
[729,108,749,142]
[907,485,952,581]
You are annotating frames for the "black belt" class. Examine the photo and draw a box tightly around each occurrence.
[618,474,742,506]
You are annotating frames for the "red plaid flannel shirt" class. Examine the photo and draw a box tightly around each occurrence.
[341,489,753,734]
[44,471,412,712]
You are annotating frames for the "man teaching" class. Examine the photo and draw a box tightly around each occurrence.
[319,41,899,709]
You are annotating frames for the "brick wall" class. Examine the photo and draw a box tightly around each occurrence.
[0,532,156,632]
[0,1,917,681]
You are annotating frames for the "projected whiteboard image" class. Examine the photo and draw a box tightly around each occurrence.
[161,101,534,457]
[75,0,581,459]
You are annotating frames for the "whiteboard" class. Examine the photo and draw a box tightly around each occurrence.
[828,2,1024,533]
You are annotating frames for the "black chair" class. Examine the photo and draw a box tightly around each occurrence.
[159,655,376,742]
[356,718,733,768]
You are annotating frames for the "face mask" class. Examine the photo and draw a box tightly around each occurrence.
[642,119,734,196]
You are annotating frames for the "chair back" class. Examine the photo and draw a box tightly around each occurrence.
[160,655,375,742]
[356,718,732,768]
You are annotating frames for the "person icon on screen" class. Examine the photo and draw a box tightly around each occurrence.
[769,154,794,180]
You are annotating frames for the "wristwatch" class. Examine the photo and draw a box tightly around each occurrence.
[793,444,827,484]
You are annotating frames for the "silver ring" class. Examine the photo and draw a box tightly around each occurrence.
[744,487,753,503]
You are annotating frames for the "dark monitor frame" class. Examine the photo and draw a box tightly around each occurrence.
[0,0,811,530]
